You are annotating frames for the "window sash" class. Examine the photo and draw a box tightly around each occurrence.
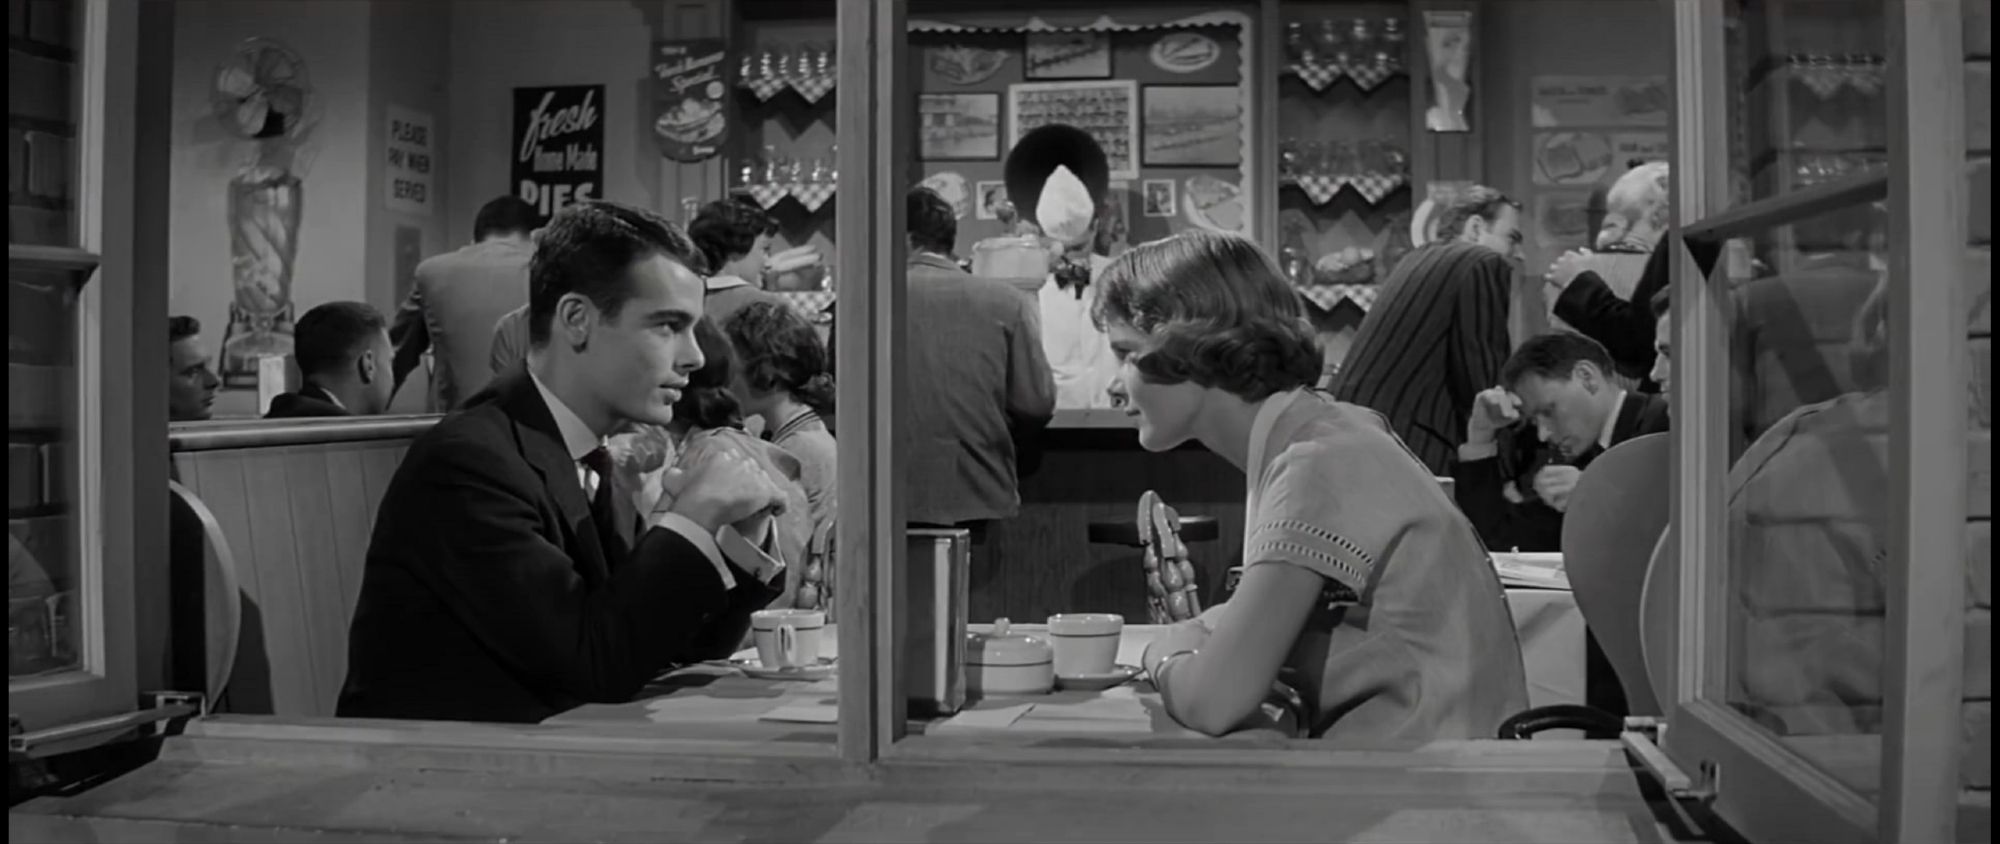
[1663,1,1975,841]
[7,0,142,734]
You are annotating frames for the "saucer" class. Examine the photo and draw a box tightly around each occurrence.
[732,657,836,681]
[1055,663,1142,691]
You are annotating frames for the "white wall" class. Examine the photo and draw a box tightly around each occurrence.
[170,0,374,418]
[444,0,664,243]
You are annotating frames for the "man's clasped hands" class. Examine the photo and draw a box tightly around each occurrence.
[1465,387,1582,514]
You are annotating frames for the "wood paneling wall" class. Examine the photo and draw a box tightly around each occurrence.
[171,439,409,717]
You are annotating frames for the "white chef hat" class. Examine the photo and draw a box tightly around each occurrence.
[1036,165,1097,248]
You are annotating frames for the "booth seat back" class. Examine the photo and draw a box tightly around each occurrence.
[168,418,435,717]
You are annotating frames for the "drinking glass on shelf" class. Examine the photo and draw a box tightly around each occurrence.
[758,49,778,82]
[1379,17,1406,73]
[737,156,759,187]
[761,146,782,184]
[1298,140,1324,178]
[1318,18,1349,67]
[1285,22,1312,65]
[1279,138,1301,179]
[740,53,758,83]
[816,43,835,76]
[1381,139,1409,176]
[1349,18,1376,69]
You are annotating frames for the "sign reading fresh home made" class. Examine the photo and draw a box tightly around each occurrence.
[512,84,605,225]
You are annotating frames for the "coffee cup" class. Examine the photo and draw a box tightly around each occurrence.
[1046,613,1123,677]
[751,608,825,669]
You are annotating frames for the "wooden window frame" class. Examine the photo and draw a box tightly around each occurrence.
[8,0,151,735]
[1663,2,1974,842]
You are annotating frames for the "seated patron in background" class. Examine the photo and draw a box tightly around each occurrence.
[1330,186,1523,475]
[265,302,394,419]
[339,202,792,724]
[723,301,837,531]
[902,186,1057,533]
[661,318,818,610]
[688,198,782,332]
[1102,231,1528,740]
[1454,331,1672,543]
[168,315,222,422]
[392,196,538,410]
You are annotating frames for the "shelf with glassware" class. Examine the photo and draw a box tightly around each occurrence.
[1273,11,1414,313]
[729,40,839,317]
[1730,3,1889,275]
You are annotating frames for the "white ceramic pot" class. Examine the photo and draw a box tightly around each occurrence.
[965,618,1053,696]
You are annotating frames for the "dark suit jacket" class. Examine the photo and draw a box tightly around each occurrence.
[1553,235,1721,387]
[1331,241,1515,476]
[338,371,779,724]
[903,253,1057,525]
[263,385,349,419]
[1453,392,1672,552]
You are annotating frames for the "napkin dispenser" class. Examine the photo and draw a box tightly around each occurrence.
[905,528,970,717]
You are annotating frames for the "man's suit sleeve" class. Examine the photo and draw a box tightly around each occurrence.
[389,285,432,391]
[1006,293,1058,425]
[1553,245,1671,367]
[407,435,765,704]
[1450,253,1514,406]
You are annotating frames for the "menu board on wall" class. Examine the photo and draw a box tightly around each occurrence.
[1007,80,1140,180]
[1528,76,1670,128]
[513,85,605,224]
[652,39,730,163]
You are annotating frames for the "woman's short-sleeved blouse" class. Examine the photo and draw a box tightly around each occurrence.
[1244,389,1529,743]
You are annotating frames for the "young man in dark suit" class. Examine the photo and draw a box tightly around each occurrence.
[1454,331,1672,533]
[340,201,792,724]
[265,301,393,419]
[1330,186,1524,476]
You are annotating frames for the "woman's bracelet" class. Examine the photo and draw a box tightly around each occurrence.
[1149,648,1198,685]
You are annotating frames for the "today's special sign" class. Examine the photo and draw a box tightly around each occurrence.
[512,84,605,225]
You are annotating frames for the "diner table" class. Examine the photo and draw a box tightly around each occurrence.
[549,576,1586,738]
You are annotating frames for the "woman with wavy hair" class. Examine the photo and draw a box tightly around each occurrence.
[1101,230,1528,741]
[722,301,836,530]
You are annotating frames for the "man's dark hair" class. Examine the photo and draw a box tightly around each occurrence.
[907,187,957,256]
[673,317,745,431]
[1649,286,1672,319]
[473,196,540,241]
[1500,331,1618,387]
[169,315,201,342]
[687,199,776,273]
[1433,186,1522,241]
[527,201,704,346]
[293,301,387,377]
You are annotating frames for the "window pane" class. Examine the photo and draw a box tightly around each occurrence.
[8,0,82,248]
[1719,195,1889,798]
[9,265,83,680]
[1728,0,1890,212]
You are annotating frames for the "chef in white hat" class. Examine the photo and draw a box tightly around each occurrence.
[1002,125,1122,410]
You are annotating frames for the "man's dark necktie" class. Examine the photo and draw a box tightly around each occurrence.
[579,447,625,562]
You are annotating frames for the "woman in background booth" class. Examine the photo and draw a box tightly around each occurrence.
[722,301,836,532]
[658,318,820,612]
[1101,230,1528,741]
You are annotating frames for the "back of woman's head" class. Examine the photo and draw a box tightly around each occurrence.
[724,301,834,418]
[673,317,745,431]
[1092,230,1322,401]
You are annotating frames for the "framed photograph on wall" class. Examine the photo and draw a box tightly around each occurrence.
[1007,79,1140,180]
[1141,84,1242,167]
[1024,31,1111,79]
[1141,179,1177,217]
[919,92,1002,160]
[975,181,1009,220]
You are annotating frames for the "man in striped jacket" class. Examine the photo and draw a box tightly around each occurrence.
[1329,186,1523,476]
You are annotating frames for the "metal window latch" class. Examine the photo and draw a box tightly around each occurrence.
[1620,716,1718,803]
[8,691,206,758]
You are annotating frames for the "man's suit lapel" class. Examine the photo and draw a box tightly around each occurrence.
[1611,393,1671,445]
[488,371,613,584]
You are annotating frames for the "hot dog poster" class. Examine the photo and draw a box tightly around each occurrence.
[652,39,730,163]
[512,85,605,225]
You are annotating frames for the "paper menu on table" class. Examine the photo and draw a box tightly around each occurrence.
[757,703,841,724]
[1491,552,1571,590]
[929,703,1037,733]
